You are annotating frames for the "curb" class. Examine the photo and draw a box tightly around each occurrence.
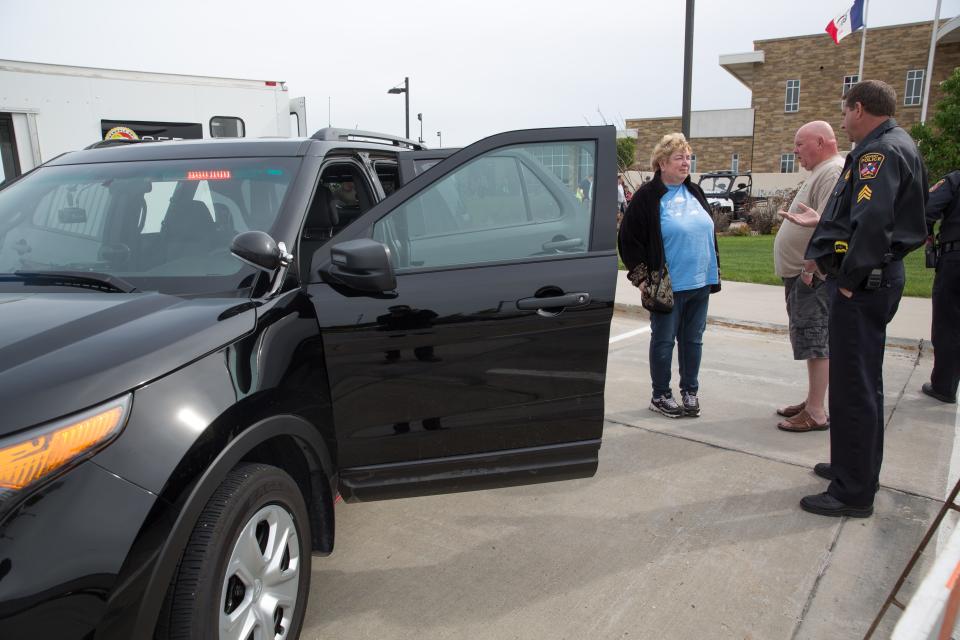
[613,302,928,352]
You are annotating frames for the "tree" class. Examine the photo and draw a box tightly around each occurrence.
[911,67,960,184]
[616,137,637,174]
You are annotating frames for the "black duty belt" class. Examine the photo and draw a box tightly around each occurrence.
[940,241,960,255]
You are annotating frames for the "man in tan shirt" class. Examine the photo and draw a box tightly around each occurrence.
[773,121,844,431]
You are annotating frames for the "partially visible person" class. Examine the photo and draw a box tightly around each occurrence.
[773,121,845,432]
[617,133,721,418]
[801,79,928,518]
[580,175,594,204]
[922,170,960,404]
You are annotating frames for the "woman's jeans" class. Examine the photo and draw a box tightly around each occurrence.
[649,285,710,398]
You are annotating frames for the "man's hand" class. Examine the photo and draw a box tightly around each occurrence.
[778,202,821,228]
[800,259,821,286]
[839,287,853,298]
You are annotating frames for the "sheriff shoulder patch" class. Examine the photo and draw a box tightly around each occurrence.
[931,179,945,192]
[859,153,885,180]
[858,184,873,203]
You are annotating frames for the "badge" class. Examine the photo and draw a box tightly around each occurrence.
[104,126,139,141]
[859,153,884,180]
[857,185,872,203]
[931,179,945,192]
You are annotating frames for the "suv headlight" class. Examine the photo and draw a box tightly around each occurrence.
[0,394,132,513]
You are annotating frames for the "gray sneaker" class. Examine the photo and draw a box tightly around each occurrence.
[681,390,700,417]
[650,394,683,418]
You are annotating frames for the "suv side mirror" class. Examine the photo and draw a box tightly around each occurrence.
[230,230,293,297]
[324,239,396,293]
[231,230,283,271]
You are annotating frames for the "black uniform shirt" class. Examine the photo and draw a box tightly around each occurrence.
[927,171,960,243]
[805,118,928,290]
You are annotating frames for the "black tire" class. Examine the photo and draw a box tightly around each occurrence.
[158,463,312,640]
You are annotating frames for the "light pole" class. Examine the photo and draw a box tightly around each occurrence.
[417,113,423,143]
[436,131,442,148]
[387,77,410,139]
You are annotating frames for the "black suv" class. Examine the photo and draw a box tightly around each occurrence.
[0,126,618,639]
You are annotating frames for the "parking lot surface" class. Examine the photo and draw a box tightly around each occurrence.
[302,312,957,639]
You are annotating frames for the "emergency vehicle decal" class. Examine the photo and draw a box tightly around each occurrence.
[103,126,139,141]
[859,153,884,180]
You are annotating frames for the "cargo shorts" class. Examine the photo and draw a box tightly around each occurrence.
[783,275,831,360]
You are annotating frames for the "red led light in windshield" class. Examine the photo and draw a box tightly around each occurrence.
[186,170,232,181]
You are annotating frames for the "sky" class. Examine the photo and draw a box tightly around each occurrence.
[1,0,957,147]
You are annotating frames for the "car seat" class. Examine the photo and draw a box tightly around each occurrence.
[161,199,218,262]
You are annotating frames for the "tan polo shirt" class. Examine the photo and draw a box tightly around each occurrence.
[773,154,845,278]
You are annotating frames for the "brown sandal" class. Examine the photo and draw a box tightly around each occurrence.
[777,409,829,432]
[776,401,806,418]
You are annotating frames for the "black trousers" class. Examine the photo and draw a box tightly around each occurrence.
[931,252,960,399]
[827,262,905,507]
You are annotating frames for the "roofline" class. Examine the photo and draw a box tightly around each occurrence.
[627,107,754,122]
[0,59,286,90]
[938,15,960,43]
[751,18,951,45]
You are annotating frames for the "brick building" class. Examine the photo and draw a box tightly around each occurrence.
[626,17,960,174]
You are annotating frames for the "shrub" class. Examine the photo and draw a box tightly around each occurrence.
[748,204,779,235]
[726,222,752,236]
[710,208,731,233]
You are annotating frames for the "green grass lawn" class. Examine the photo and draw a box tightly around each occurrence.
[618,235,934,298]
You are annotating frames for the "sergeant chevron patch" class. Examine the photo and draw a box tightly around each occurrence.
[857,185,873,203]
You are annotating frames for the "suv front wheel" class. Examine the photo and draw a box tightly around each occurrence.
[158,463,312,640]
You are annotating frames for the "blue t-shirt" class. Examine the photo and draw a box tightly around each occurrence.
[659,184,719,292]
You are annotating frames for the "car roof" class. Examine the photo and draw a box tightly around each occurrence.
[45,130,427,166]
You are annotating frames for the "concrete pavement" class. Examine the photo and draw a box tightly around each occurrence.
[301,305,958,639]
[615,272,933,345]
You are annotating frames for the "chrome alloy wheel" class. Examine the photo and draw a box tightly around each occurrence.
[219,504,301,640]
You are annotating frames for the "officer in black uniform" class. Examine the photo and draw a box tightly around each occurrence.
[800,80,928,517]
[923,170,960,404]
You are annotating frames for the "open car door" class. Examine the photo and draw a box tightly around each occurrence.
[306,126,618,501]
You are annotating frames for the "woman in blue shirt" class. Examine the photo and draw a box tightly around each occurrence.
[617,133,721,418]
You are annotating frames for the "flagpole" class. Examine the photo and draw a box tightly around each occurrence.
[921,0,943,123]
[857,0,870,80]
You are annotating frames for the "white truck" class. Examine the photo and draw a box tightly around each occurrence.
[0,59,307,183]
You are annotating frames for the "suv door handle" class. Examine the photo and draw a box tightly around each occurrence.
[516,292,591,311]
[541,238,583,252]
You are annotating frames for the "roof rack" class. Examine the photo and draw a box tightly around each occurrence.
[311,128,426,150]
[84,138,167,150]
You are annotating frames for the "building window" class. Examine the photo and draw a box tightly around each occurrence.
[905,70,924,106]
[842,74,859,97]
[785,79,800,113]
[690,154,697,173]
[731,153,740,173]
[780,153,797,173]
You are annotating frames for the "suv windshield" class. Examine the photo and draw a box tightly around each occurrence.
[0,157,299,295]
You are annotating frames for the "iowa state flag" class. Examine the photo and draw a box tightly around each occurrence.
[825,0,866,43]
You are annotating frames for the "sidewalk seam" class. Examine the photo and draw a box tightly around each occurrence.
[789,520,845,640]
[605,418,945,504]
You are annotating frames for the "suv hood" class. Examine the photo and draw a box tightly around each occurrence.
[0,292,256,437]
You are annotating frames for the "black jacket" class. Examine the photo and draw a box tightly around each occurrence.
[806,118,928,290]
[927,170,960,243]
[617,171,721,293]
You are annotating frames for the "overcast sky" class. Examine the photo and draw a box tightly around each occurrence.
[1,0,957,147]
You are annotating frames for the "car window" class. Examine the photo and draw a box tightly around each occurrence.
[373,141,594,270]
[0,157,298,294]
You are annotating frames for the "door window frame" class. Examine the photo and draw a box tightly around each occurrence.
[308,127,617,278]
